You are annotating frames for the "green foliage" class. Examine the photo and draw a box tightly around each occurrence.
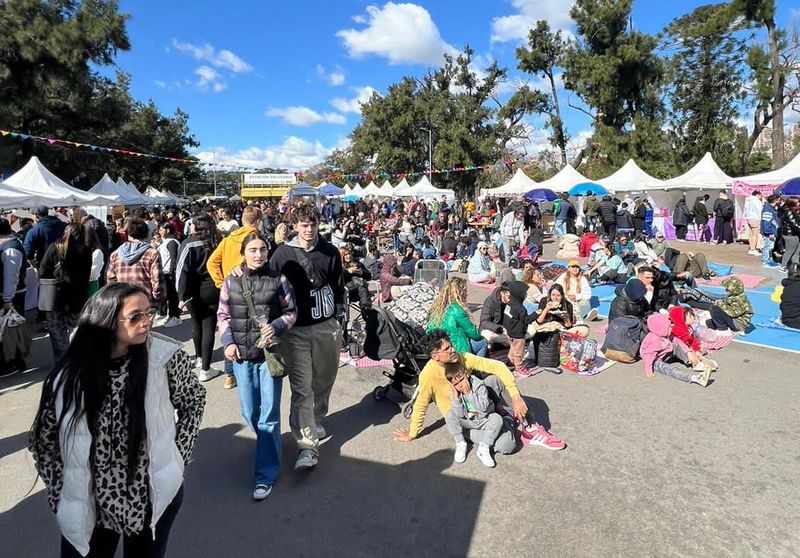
[663,4,749,174]
[0,0,204,192]
[562,0,670,172]
[328,47,538,199]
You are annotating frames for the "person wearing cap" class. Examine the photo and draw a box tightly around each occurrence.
[650,231,669,258]
[467,241,496,283]
[555,261,596,321]
[23,206,67,268]
[608,278,650,323]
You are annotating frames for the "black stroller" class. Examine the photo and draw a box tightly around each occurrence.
[363,307,428,419]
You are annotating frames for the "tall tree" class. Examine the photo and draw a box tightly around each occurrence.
[334,47,541,198]
[562,0,670,176]
[516,20,569,166]
[663,4,749,174]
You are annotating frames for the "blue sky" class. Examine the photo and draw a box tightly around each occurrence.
[112,0,800,172]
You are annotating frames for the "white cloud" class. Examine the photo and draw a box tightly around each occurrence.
[265,106,347,126]
[195,66,227,93]
[195,136,337,170]
[491,0,575,43]
[337,2,457,65]
[316,64,346,86]
[171,39,253,73]
[330,86,379,114]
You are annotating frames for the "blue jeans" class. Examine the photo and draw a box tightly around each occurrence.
[232,360,283,485]
[762,236,775,265]
[470,337,488,357]
[554,219,566,237]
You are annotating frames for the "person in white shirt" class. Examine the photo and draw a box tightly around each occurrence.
[633,234,662,265]
[499,209,525,263]
[555,261,596,321]
[743,191,764,256]
[216,209,240,237]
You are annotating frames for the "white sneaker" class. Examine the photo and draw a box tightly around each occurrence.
[747,250,760,256]
[197,367,222,382]
[584,308,598,322]
[160,316,181,328]
[476,444,495,468]
[252,483,273,501]
[339,354,355,367]
[315,424,328,440]
[294,449,318,470]
[194,357,202,369]
[454,441,467,463]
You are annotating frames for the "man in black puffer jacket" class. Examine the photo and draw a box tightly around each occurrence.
[597,196,618,238]
[780,269,800,328]
[608,279,650,323]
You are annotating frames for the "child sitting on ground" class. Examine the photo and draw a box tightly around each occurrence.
[502,281,538,377]
[445,368,509,468]
[640,313,713,387]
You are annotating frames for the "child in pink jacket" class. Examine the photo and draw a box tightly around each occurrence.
[639,314,713,387]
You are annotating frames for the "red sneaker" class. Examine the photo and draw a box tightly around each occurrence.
[522,423,565,451]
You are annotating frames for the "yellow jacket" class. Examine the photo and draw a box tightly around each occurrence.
[206,225,257,288]
[408,353,519,438]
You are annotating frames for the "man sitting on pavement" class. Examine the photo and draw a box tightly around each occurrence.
[393,330,565,461]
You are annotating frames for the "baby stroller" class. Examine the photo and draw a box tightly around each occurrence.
[413,259,447,291]
[364,307,428,419]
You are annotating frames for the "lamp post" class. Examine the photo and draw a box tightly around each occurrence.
[420,126,432,184]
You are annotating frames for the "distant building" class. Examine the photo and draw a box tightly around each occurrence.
[753,123,800,156]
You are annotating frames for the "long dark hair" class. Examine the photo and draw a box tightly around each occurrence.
[31,283,150,481]
[56,223,86,260]
[191,214,221,254]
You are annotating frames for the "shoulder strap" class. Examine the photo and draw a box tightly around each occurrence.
[240,274,257,318]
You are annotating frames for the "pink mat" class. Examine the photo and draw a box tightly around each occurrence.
[696,273,765,289]
[469,281,497,290]
[353,355,393,368]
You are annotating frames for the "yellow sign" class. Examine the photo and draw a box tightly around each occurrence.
[241,186,289,199]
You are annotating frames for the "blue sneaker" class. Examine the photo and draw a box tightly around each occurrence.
[762,262,779,268]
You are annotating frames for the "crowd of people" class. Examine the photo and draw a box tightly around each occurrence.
[1,186,798,557]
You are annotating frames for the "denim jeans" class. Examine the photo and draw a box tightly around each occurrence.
[762,236,775,265]
[470,337,488,357]
[232,360,283,485]
[554,219,566,237]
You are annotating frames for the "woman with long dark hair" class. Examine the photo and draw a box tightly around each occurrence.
[176,214,223,382]
[85,225,105,297]
[39,223,92,361]
[29,283,205,558]
[779,197,800,274]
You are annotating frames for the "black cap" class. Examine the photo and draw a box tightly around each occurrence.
[34,206,50,217]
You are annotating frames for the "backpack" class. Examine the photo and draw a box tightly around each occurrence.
[721,200,734,219]
[601,316,647,363]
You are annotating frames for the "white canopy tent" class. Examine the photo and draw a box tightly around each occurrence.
[115,178,160,205]
[393,178,414,197]
[409,175,456,200]
[733,151,800,186]
[0,181,43,209]
[362,181,380,197]
[488,168,538,196]
[144,185,181,204]
[661,152,732,191]
[377,180,394,197]
[4,156,117,205]
[597,159,666,193]
[535,164,589,193]
[89,174,149,206]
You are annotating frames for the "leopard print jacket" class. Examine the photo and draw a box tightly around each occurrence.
[30,349,205,535]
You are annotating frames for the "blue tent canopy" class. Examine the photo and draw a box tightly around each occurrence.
[568,182,608,196]
[288,182,319,198]
[318,183,345,196]
[776,177,800,196]
[524,188,557,202]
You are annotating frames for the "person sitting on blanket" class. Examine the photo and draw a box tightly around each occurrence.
[780,268,800,329]
[608,279,650,323]
[680,277,753,334]
[660,242,716,281]
[467,241,496,284]
[521,267,547,313]
[585,242,630,285]
[479,282,512,347]
[392,329,565,455]
[503,281,541,378]
[640,313,714,387]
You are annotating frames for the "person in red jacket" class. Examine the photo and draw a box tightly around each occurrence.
[667,306,700,352]
[579,230,599,258]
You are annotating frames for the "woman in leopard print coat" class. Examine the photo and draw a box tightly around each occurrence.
[29,283,206,558]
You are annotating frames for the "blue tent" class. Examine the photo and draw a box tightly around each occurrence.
[318,183,345,196]
[568,182,608,196]
[288,182,319,198]
[776,177,800,196]
[524,188,557,202]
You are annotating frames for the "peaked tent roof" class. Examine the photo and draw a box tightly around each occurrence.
[536,164,589,193]
[733,151,800,186]
[596,159,666,192]
[393,178,414,197]
[90,174,149,205]
[0,181,43,208]
[410,175,455,199]
[490,168,538,196]
[4,156,117,205]
[288,182,319,197]
[661,152,732,190]
[144,185,180,204]
[377,180,394,196]
[362,181,380,196]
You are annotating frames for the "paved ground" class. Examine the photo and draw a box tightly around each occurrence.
[1,239,799,557]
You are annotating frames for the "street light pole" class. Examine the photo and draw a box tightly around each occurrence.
[420,127,432,184]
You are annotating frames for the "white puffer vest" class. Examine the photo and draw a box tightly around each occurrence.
[55,332,184,556]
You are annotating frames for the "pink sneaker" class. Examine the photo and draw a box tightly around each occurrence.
[521,423,565,451]
[514,366,533,378]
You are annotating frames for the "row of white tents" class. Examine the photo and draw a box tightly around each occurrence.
[342,175,455,200]
[0,156,187,209]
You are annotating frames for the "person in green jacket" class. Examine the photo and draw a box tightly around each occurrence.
[426,277,487,357]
